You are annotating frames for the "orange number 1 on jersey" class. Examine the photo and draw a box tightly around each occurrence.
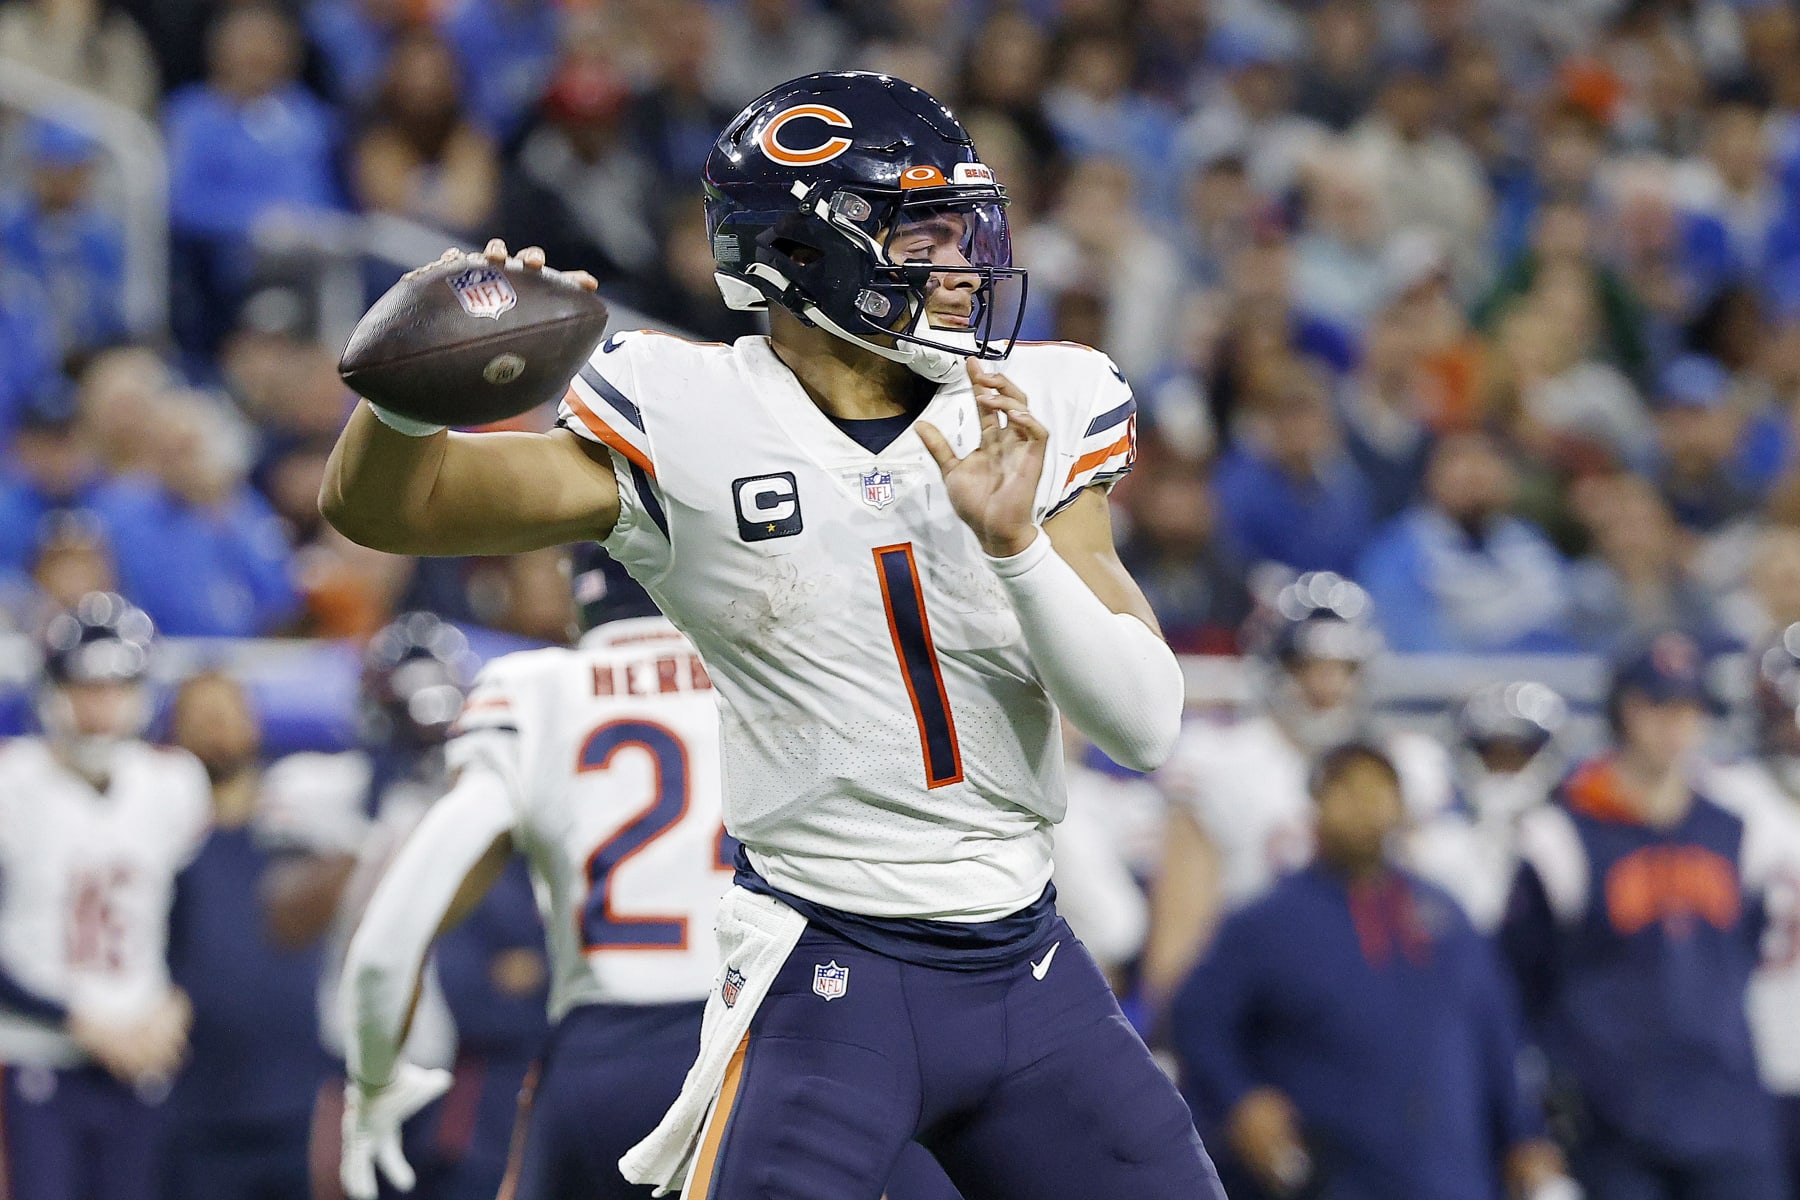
[873,543,964,788]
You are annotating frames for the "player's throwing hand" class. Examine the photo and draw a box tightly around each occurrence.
[917,358,1049,559]
[340,1062,454,1199]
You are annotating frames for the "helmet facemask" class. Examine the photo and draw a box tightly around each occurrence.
[714,179,1028,382]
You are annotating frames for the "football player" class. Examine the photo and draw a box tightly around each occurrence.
[1705,625,1800,1194]
[1143,572,1452,1003]
[1406,681,1571,932]
[266,612,543,1200]
[0,592,208,1200]
[321,71,1219,1199]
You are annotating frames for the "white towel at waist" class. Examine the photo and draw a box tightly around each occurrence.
[620,885,808,1195]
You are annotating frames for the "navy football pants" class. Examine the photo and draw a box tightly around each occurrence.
[688,918,1223,1200]
[1,1064,162,1200]
[1574,1126,1789,1200]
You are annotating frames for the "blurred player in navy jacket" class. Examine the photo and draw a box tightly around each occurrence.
[1172,741,1572,1200]
[1502,630,1788,1199]
[162,670,328,1200]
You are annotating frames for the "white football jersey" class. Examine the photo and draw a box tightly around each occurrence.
[1702,760,1800,1094]
[447,617,730,1017]
[0,738,210,1067]
[1158,714,1452,909]
[559,332,1137,920]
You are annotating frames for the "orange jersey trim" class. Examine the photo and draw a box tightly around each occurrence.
[1064,432,1133,486]
[563,387,656,480]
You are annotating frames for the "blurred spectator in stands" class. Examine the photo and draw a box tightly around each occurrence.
[1338,295,1434,522]
[705,0,848,112]
[1147,575,1453,1006]
[165,3,340,354]
[1116,449,1253,655]
[0,385,101,582]
[1492,101,1609,269]
[89,391,298,636]
[503,30,656,286]
[1042,30,1176,206]
[1172,741,1571,1200]
[76,345,174,477]
[1177,27,1326,205]
[440,0,560,142]
[294,528,414,639]
[1718,525,1800,649]
[1029,157,1184,379]
[1357,431,1575,652]
[1130,0,1212,110]
[1653,353,1761,535]
[350,28,498,239]
[626,1,734,201]
[0,261,60,444]
[1139,292,1225,461]
[1567,471,1722,650]
[1177,154,1260,289]
[631,198,761,344]
[1503,631,1785,1199]
[1176,27,1326,205]
[1292,0,1381,132]
[26,511,116,616]
[1445,41,1530,198]
[957,9,1060,165]
[1212,357,1378,577]
[1600,156,1736,351]
[1408,681,1571,933]
[1290,143,1392,335]
[1478,197,1653,387]
[0,120,127,367]
[1675,81,1782,283]
[164,669,324,1200]
[1348,63,1492,295]
[461,547,574,644]
[1614,23,1709,158]
[302,0,406,111]
[0,0,157,115]
[1484,265,1655,471]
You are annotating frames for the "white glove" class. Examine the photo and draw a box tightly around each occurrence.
[340,1063,454,1199]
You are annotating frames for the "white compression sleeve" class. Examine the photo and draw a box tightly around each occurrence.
[987,531,1185,772]
[341,769,515,1089]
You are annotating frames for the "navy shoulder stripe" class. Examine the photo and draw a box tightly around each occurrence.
[1084,397,1136,438]
[578,363,645,431]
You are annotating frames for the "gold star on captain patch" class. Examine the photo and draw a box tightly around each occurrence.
[766,523,776,532]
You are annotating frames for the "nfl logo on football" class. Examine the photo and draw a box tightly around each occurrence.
[860,467,895,510]
[448,267,518,320]
[721,966,746,1008]
[812,961,849,1001]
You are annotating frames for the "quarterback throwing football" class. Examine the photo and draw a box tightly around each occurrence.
[322,71,1221,1199]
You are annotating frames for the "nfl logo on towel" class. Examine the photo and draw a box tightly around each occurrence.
[812,961,849,1001]
[721,966,745,1008]
[448,267,518,319]
[860,467,894,510]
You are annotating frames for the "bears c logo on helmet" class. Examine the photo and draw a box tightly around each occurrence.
[757,104,854,166]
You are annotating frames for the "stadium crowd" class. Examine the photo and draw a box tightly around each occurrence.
[7,0,1800,1198]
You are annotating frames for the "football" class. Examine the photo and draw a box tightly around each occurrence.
[338,257,610,427]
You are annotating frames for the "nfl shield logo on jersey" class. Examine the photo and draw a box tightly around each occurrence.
[447,267,518,319]
[812,961,850,1001]
[860,467,895,510]
[721,966,746,1008]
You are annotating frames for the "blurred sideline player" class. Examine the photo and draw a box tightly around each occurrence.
[1407,682,1571,932]
[321,70,1220,1197]
[0,593,207,1200]
[1503,631,1787,1199]
[337,549,959,1200]
[1143,572,1451,1003]
[1707,625,1800,1196]
[262,613,545,1200]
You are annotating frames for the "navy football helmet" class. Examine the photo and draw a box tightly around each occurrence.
[1250,572,1383,667]
[359,612,476,750]
[571,543,662,632]
[41,592,155,686]
[1454,681,1567,762]
[704,71,1027,381]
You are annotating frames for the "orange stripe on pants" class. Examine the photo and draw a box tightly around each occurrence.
[686,1034,751,1199]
